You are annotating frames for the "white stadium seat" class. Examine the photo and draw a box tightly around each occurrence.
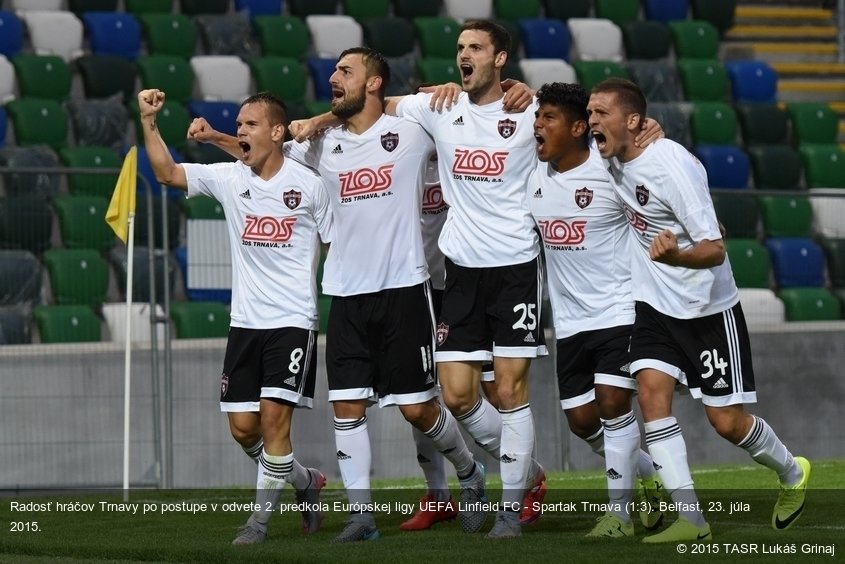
[20,11,84,62]
[0,55,16,105]
[306,15,363,59]
[443,0,493,21]
[190,55,251,103]
[519,59,578,90]
[738,288,786,327]
[568,18,625,62]
[809,188,845,238]
[10,0,62,12]
[102,303,166,344]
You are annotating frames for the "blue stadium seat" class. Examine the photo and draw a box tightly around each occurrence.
[642,0,689,22]
[235,0,283,18]
[725,60,778,104]
[694,145,749,189]
[518,18,571,60]
[173,246,232,303]
[307,57,338,101]
[134,145,185,201]
[0,11,24,58]
[187,101,240,137]
[82,12,142,60]
[765,237,826,289]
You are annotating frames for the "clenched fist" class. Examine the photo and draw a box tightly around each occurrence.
[137,89,166,118]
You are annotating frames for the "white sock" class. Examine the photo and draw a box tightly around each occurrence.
[737,415,801,486]
[455,397,501,459]
[412,425,449,500]
[643,417,706,527]
[499,405,534,508]
[583,425,657,480]
[286,456,311,491]
[424,404,476,479]
[253,450,290,526]
[242,438,263,464]
[584,427,605,456]
[334,416,373,510]
[602,411,640,521]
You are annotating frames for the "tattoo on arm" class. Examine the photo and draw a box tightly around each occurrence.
[148,120,157,132]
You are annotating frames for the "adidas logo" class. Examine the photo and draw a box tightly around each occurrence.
[500,454,517,463]
[713,378,729,389]
[331,144,343,154]
[533,188,542,198]
[336,450,351,460]
[239,189,251,199]
[620,362,631,374]
[452,116,464,126]
[606,468,622,480]
[524,333,535,343]
[284,375,296,386]
[653,462,663,471]
[425,374,435,385]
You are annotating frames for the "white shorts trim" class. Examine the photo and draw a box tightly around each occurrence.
[595,373,638,391]
[261,387,313,409]
[560,388,596,410]
[435,350,493,363]
[630,358,687,384]
[220,401,259,412]
[492,344,549,358]
[480,368,495,383]
[702,391,758,407]
[378,388,438,407]
[328,387,377,403]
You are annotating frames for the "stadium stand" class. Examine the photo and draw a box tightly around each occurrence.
[52,195,115,251]
[573,60,629,91]
[195,13,258,58]
[799,144,845,189]
[820,238,845,290]
[190,56,251,102]
[344,0,389,18]
[787,102,839,145]
[169,301,230,338]
[747,145,803,191]
[519,59,577,90]
[10,0,63,11]
[180,0,228,15]
[626,60,684,103]
[690,0,736,35]
[136,56,194,104]
[110,245,175,304]
[76,55,137,101]
[725,238,772,289]
[677,58,728,101]
[642,0,690,22]
[234,0,284,19]
[444,0,493,21]
[66,94,128,151]
[711,192,759,239]
[249,57,308,109]
[0,56,16,105]
[778,288,841,322]
[307,57,339,101]
[494,0,539,20]
[0,249,42,306]
[254,15,310,59]
[414,17,462,59]
[0,306,32,344]
[394,0,441,18]
[669,20,719,59]
[0,11,24,59]
[694,145,749,189]
[124,0,172,14]
[133,195,181,250]
[810,190,845,239]
[12,54,71,101]
[139,13,198,59]
[595,0,640,25]
[568,18,625,62]
[543,0,590,21]
[725,60,778,104]
[187,101,240,137]
[735,102,790,146]
[19,10,85,62]
[306,15,363,58]
[0,107,7,146]
[759,195,814,238]
[0,145,61,198]
[68,0,118,13]
[417,57,460,85]
[172,246,232,303]
[43,248,109,307]
[6,98,68,151]
[621,20,673,60]
[82,12,142,59]
[34,304,101,343]
[518,18,571,60]
[129,99,190,151]
[738,288,786,326]
[690,101,738,145]
[765,237,826,288]
[101,302,165,343]
[361,16,416,58]
[288,0,337,17]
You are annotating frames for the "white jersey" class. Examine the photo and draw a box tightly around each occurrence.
[183,159,332,330]
[528,151,634,339]
[397,92,540,268]
[284,113,434,296]
[607,139,739,319]
[421,159,448,290]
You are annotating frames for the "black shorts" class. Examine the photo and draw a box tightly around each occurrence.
[220,327,318,412]
[556,325,635,410]
[326,283,438,406]
[629,301,757,407]
[435,257,547,362]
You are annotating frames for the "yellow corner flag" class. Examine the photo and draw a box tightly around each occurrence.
[105,146,138,244]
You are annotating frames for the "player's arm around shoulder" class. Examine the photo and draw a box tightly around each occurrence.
[649,230,725,269]
[137,89,187,190]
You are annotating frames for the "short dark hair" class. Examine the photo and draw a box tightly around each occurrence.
[536,82,589,124]
[241,91,288,126]
[460,20,511,57]
[338,46,391,99]
[591,78,647,126]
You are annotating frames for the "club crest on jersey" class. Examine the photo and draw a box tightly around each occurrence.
[381,132,399,152]
[497,118,516,138]
[636,184,649,206]
[283,190,301,210]
[575,187,593,209]
[436,323,449,346]
[220,373,229,396]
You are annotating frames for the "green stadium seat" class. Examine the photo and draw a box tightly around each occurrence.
[690,0,737,35]
[306,100,333,117]
[249,57,308,106]
[819,237,845,289]
[361,17,416,58]
[787,102,838,145]
[544,0,590,20]
[43,248,109,307]
[254,15,310,59]
[181,196,225,220]
[622,20,673,60]
[6,98,68,151]
[799,144,845,189]
[0,306,32,344]
[677,58,728,101]
[318,294,331,334]
[669,20,719,59]
[711,192,759,239]
[747,145,803,191]
[0,196,53,254]
[139,14,198,59]
[494,0,540,20]
[288,0,337,16]
[170,301,230,338]
[129,100,190,152]
[501,60,524,83]
[52,196,115,251]
[0,250,42,307]
[59,146,121,199]
[76,55,137,102]
[34,304,101,343]
[595,0,640,24]
[735,103,789,146]
[689,101,737,145]
[125,0,173,14]
[759,196,814,238]
[778,288,841,322]
[414,17,461,59]
[180,0,228,15]
[573,61,629,91]
[343,0,390,18]
[394,0,441,18]
[417,58,460,85]
[725,239,771,288]
[136,56,194,104]
[11,54,71,101]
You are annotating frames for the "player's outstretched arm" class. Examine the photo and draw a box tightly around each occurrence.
[501,79,534,112]
[649,230,725,269]
[138,89,187,190]
[187,117,241,159]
